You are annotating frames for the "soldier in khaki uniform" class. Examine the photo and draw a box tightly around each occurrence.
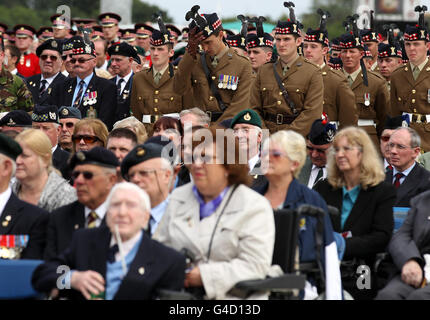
[173,8,253,123]
[303,9,357,129]
[339,28,390,147]
[360,10,380,73]
[377,32,403,92]
[0,37,33,113]
[246,17,274,74]
[390,6,430,152]
[130,19,192,133]
[250,2,324,136]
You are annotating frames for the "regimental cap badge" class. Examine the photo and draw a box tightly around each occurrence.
[61,108,69,116]
[49,112,56,120]
[85,45,91,54]
[115,45,119,52]
[52,40,57,48]
[76,151,86,161]
[8,118,16,125]
[136,147,145,157]
[244,112,251,121]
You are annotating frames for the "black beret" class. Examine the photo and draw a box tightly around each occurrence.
[36,38,63,57]
[226,34,247,51]
[384,115,410,130]
[378,42,402,59]
[189,13,222,39]
[246,33,274,49]
[107,42,141,64]
[70,36,96,57]
[59,106,82,119]
[0,133,22,160]
[150,29,173,47]
[0,110,32,127]
[230,109,262,129]
[31,105,59,123]
[339,32,364,50]
[305,28,329,47]
[307,119,336,145]
[69,146,119,170]
[121,142,172,180]
[360,29,379,43]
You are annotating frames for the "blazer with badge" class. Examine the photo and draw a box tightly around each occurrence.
[173,49,254,123]
[110,73,133,123]
[33,226,186,300]
[0,192,49,259]
[384,162,430,207]
[250,56,324,136]
[314,179,395,261]
[391,60,430,152]
[25,72,66,105]
[131,64,192,126]
[44,200,106,260]
[321,65,357,128]
[348,70,390,139]
[48,73,117,130]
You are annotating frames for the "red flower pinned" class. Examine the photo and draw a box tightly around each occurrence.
[321,112,328,124]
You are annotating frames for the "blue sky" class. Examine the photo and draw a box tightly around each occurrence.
[143,0,313,26]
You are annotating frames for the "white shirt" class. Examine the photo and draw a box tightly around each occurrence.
[392,162,416,186]
[109,230,143,263]
[84,200,109,228]
[307,165,326,189]
[41,73,59,88]
[116,71,133,94]
[0,187,12,219]
[51,145,57,154]
[248,154,260,172]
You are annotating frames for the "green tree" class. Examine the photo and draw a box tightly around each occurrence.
[132,0,173,23]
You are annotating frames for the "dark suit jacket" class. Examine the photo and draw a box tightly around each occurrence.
[44,200,107,260]
[384,163,430,207]
[52,146,70,180]
[0,192,49,259]
[298,156,312,186]
[48,72,117,130]
[314,180,396,260]
[33,226,186,300]
[25,72,66,105]
[110,73,133,123]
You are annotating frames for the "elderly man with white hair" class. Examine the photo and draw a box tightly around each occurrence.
[32,182,186,300]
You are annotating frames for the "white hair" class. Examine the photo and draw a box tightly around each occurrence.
[180,107,210,126]
[107,182,151,213]
[0,153,16,177]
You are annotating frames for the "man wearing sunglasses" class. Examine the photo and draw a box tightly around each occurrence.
[25,39,66,105]
[44,147,119,260]
[121,141,175,236]
[298,118,336,188]
[58,106,82,152]
[47,37,117,131]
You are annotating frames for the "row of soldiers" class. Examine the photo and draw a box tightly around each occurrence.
[1,3,430,152]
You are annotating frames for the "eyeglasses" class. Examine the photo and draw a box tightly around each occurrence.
[40,54,59,61]
[388,142,411,151]
[70,57,94,64]
[128,169,160,179]
[71,170,98,180]
[380,135,391,142]
[306,145,328,154]
[60,122,75,129]
[72,135,100,144]
[62,54,73,61]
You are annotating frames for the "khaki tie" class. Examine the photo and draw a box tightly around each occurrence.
[211,56,218,68]
[413,66,420,81]
[154,72,162,85]
[282,66,289,76]
[87,211,98,229]
[347,75,354,87]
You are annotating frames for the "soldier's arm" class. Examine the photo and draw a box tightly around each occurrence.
[130,78,143,123]
[15,76,34,112]
[288,69,324,136]
[390,75,402,116]
[250,69,265,125]
[374,79,390,136]
[217,61,253,122]
[98,81,117,131]
[173,51,195,96]
[336,76,358,128]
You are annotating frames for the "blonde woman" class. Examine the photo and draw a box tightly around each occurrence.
[113,116,148,144]
[314,126,396,300]
[13,129,77,212]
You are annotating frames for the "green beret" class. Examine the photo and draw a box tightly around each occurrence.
[0,133,22,160]
[230,109,262,129]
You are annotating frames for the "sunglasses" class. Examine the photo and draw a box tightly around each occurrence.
[60,122,75,129]
[62,54,73,61]
[40,54,58,61]
[380,136,390,142]
[71,170,97,180]
[72,135,100,144]
[70,57,94,64]
[306,145,328,154]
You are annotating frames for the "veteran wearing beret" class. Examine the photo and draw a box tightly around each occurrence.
[173,7,253,124]
[0,110,32,139]
[121,141,175,236]
[58,106,82,152]
[0,133,49,260]
[44,147,118,260]
[131,16,192,133]
[25,39,66,105]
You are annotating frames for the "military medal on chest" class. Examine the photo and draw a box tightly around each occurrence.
[364,93,370,106]
[427,89,430,103]
[218,74,224,89]
[83,91,97,106]
[87,106,97,118]
[25,58,31,67]
[122,89,129,100]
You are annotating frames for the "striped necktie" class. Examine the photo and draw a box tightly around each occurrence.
[73,80,85,107]
[87,211,98,228]
[393,173,404,188]
[39,79,48,96]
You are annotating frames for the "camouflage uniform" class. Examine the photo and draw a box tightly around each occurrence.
[0,68,34,113]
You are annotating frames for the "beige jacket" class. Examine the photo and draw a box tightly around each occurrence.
[153,183,275,300]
